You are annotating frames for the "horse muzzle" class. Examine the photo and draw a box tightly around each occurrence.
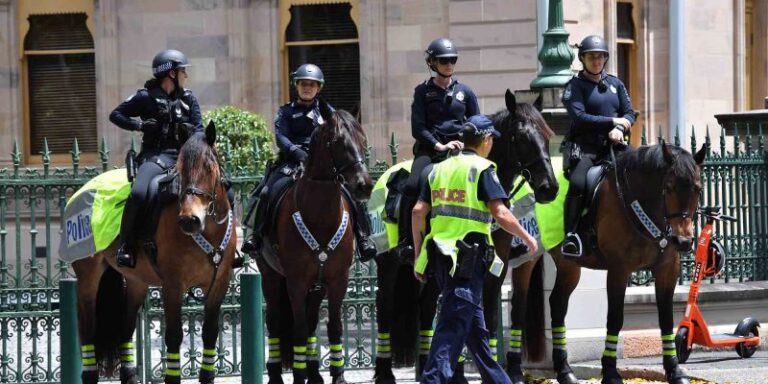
[671,235,693,253]
[179,215,203,235]
[533,179,558,204]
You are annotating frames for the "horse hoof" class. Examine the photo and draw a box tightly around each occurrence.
[374,377,396,384]
[667,370,690,384]
[557,371,579,384]
[448,376,469,384]
[601,376,623,384]
[331,373,347,384]
[267,379,285,384]
[508,374,525,384]
[308,374,324,384]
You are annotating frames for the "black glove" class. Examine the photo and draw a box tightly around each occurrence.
[291,146,309,163]
[140,118,160,132]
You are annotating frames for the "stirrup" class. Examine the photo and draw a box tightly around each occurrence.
[561,233,583,258]
[116,244,135,268]
[357,238,377,262]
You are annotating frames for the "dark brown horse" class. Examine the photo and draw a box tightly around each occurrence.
[73,122,237,384]
[373,90,558,383]
[505,142,705,384]
[257,104,373,384]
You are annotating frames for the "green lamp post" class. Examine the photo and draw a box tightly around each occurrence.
[530,0,574,89]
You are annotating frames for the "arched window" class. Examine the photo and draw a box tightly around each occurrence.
[19,0,97,163]
[280,1,361,114]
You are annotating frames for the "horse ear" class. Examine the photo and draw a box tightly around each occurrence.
[693,144,707,165]
[505,89,518,115]
[205,121,216,146]
[661,139,674,164]
[319,98,334,125]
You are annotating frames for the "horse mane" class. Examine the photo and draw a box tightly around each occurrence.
[489,103,555,141]
[178,132,220,181]
[309,109,368,150]
[617,144,698,181]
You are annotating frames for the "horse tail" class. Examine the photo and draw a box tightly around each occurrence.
[94,265,126,376]
[524,258,546,362]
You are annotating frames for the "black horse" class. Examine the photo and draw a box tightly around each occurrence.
[373,90,558,383]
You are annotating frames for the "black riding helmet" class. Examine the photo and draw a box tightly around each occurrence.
[577,35,609,76]
[424,38,458,76]
[291,64,325,88]
[152,49,190,79]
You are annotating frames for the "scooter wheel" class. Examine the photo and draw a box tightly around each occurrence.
[675,327,692,363]
[735,317,760,358]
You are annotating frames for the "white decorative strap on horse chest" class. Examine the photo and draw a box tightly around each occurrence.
[630,200,668,249]
[292,210,349,259]
[191,209,234,266]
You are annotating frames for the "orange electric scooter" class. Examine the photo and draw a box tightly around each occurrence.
[675,206,761,363]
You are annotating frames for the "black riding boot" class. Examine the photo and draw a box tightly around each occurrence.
[241,167,275,255]
[394,194,417,260]
[116,196,140,268]
[353,201,377,262]
[561,195,583,258]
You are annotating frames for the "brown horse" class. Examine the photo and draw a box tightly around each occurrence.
[256,103,373,384]
[505,142,706,384]
[373,90,558,383]
[72,122,237,384]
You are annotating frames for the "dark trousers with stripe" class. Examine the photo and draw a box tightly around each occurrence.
[420,252,511,384]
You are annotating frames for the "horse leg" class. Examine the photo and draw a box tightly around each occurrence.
[305,288,326,384]
[417,275,440,378]
[482,264,506,364]
[600,270,631,384]
[73,259,105,384]
[288,286,310,384]
[199,276,230,384]
[257,259,287,384]
[548,258,581,384]
[326,279,349,384]
[161,286,185,384]
[373,256,397,384]
[119,281,148,384]
[653,262,690,384]
[506,261,537,384]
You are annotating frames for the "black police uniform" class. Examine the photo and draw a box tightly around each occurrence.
[110,81,202,264]
[561,71,636,254]
[416,150,511,384]
[398,78,480,252]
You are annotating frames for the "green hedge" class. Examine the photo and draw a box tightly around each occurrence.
[204,106,275,175]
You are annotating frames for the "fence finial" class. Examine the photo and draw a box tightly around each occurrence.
[389,132,399,165]
[99,137,110,172]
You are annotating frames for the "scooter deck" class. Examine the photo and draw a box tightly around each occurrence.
[710,333,745,340]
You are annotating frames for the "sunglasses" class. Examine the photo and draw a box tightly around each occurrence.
[437,57,458,65]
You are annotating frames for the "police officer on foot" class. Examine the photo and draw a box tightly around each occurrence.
[560,35,637,258]
[396,37,480,260]
[110,49,202,268]
[241,63,377,261]
[411,115,538,384]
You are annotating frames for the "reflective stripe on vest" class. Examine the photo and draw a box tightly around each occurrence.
[415,153,496,276]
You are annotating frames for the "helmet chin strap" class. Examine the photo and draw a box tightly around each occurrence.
[428,62,452,80]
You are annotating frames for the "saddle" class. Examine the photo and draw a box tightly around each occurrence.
[135,168,180,263]
[574,162,611,251]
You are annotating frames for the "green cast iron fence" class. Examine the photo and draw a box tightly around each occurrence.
[0,123,766,382]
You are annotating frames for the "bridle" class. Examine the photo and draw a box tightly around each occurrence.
[505,118,552,198]
[181,172,228,225]
[307,127,367,185]
[611,146,695,253]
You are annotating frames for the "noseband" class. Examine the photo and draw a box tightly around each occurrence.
[181,172,227,224]
[505,120,551,197]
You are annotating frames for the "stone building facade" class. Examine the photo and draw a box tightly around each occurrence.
[0,0,765,167]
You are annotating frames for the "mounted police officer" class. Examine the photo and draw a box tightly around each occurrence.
[560,35,637,258]
[109,49,202,268]
[411,115,538,384]
[242,63,378,261]
[396,37,480,259]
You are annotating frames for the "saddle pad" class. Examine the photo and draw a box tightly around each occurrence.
[58,169,131,262]
[534,170,569,251]
[368,160,413,254]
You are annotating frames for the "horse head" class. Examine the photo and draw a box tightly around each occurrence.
[176,121,227,235]
[489,89,558,203]
[305,99,374,201]
[660,141,706,252]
